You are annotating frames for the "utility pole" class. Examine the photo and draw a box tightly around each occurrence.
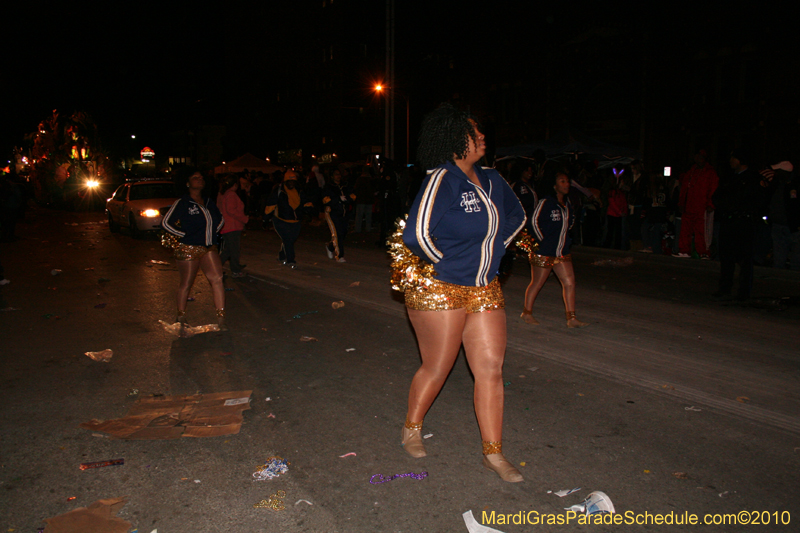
[385,0,395,161]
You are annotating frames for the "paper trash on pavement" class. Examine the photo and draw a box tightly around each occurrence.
[43,497,131,533]
[553,487,581,497]
[85,349,113,362]
[80,390,252,439]
[564,491,615,515]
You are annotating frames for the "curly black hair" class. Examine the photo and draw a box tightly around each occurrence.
[416,103,481,170]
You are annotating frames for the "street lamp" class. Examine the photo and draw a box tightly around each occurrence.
[374,84,410,165]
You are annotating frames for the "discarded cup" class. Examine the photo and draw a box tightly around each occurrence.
[565,491,615,515]
[332,301,345,309]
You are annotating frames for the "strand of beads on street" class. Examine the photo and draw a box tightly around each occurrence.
[253,490,286,510]
[253,456,290,481]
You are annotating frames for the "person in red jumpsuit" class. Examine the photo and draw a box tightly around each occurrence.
[677,150,718,258]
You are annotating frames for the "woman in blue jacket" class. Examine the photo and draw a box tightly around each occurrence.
[162,172,226,334]
[522,171,589,328]
[399,104,526,482]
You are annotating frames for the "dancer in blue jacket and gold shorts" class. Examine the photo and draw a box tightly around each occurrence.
[395,103,526,482]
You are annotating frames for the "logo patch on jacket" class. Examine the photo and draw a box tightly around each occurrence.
[550,210,562,222]
[460,192,481,213]
[188,205,200,215]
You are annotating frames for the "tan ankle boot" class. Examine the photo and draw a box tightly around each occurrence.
[401,419,426,458]
[216,309,228,331]
[566,311,588,328]
[482,441,523,482]
[520,308,539,325]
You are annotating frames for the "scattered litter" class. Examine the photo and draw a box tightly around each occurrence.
[520,462,526,466]
[267,413,276,418]
[662,384,675,390]
[193,480,201,483]
[370,471,428,484]
[345,348,356,352]
[225,287,235,291]
[592,257,633,267]
[223,397,250,406]
[51,269,62,275]
[672,472,689,479]
[295,499,313,506]
[463,510,507,533]
[42,497,131,533]
[293,311,318,319]
[527,367,539,372]
[85,267,95,271]
[85,349,113,363]
[79,458,124,470]
[564,491,615,515]
[127,389,139,398]
[644,470,651,474]
[423,433,433,439]
[339,452,357,458]
[736,396,750,403]
[685,406,702,411]
[187,297,195,301]
[553,487,581,497]
[67,497,77,501]
[253,457,290,481]
[94,303,107,309]
[80,390,252,439]
[503,381,511,387]
[299,336,318,342]
[91,433,107,438]
[265,397,272,402]
[159,320,220,337]
[576,393,584,396]
[349,281,361,287]
[150,260,170,265]
[719,491,730,498]
[331,301,345,309]
[253,490,286,510]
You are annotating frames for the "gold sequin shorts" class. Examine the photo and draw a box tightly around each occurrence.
[404,277,504,313]
[174,243,218,261]
[530,253,572,268]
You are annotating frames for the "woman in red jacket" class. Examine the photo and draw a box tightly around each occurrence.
[218,175,249,277]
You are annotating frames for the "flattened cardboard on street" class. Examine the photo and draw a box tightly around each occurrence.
[80,390,252,439]
[44,497,131,533]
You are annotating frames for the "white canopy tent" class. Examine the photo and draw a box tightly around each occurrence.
[214,153,284,175]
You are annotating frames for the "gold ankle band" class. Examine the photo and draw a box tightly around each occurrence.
[405,416,423,431]
[177,310,186,317]
[521,308,532,315]
[566,311,577,320]
[216,308,225,317]
[482,440,502,455]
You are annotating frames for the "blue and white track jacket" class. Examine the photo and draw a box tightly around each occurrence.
[162,195,225,246]
[532,195,574,257]
[404,162,526,287]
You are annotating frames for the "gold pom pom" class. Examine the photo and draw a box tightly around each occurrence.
[161,231,179,250]
[386,216,437,292]
[514,229,539,259]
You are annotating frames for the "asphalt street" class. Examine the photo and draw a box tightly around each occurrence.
[1,207,799,533]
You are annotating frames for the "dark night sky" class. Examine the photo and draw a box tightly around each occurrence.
[5,1,794,162]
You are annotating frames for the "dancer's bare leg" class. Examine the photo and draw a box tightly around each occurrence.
[461,309,507,442]
[199,251,226,311]
[521,265,552,323]
[554,262,588,327]
[462,308,522,482]
[176,259,201,314]
[406,308,467,422]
